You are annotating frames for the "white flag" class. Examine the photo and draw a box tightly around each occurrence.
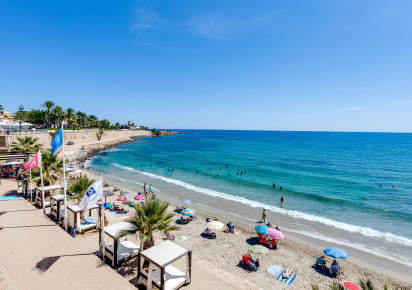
[80,176,103,212]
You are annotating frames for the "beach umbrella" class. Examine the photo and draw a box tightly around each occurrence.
[323,247,349,259]
[134,195,145,200]
[267,228,285,240]
[207,221,224,230]
[181,208,195,216]
[181,199,192,206]
[340,281,360,290]
[248,245,269,254]
[254,224,269,235]
[103,191,114,204]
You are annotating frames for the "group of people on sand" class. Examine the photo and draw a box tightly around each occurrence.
[315,256,342,276]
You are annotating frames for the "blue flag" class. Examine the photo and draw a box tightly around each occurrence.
[51,128,63,156]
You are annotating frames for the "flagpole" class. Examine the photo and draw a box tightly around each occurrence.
[39,150,45,214]
[61,122,68,232]
[100,175,106,262]
[29,169,32,201]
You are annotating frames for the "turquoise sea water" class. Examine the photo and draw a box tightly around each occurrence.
[90,130,412,265]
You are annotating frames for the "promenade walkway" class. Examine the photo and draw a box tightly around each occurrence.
[0,179,135,290]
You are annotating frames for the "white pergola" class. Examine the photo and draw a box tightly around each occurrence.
[67,204,101,233]
[100,221,139,268]
[137,241,192,290]
[34,185,64,207]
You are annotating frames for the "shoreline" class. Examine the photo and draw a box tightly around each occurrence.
[74,140,412,289]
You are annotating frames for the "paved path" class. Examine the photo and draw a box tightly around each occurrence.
[0,179,134,290]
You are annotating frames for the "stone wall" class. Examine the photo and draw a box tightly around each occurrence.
[2,130,150,149]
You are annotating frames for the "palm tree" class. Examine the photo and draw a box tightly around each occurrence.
[88,115,98,127]
[66,108,75,129]
[123,198,178,250]
[32,149,63,186]
[76,111,87,128]
[67,176,95,204]
[14,110,26,132]
[41,101,55,128]
[53,106,65,128]
[0,104,4,114]
[358,278,374,290]
[11,136,42,154]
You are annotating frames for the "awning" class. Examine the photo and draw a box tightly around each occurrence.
[0,152,28,161]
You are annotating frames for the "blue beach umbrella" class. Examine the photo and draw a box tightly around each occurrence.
[323,248,349,259]
[181,199,192,206]
[254,225,269,235]
[181,208,196,216]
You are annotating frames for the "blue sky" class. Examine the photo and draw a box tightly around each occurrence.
[1,1,412,132]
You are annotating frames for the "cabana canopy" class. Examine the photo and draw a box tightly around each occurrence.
[100,222,139,268]
[34,185,64,207]
[137,241,192,290]
[67,204,101,233]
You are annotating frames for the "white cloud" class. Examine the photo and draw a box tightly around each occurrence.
[186,10,279,40]
[132,7,159,30]
[336,106,366,112]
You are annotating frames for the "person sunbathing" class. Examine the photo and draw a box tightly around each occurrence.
[204,228,212,235]
[282,268,293,279]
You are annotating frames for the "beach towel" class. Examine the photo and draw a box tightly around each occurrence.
[175,236,188,242]
[277,271,297,285]
[0,195,22,201]
[267,264,282,276]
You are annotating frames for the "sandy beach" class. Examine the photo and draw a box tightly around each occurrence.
[73,142,412,290]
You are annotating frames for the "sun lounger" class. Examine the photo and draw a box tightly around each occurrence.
[105,241,139,265]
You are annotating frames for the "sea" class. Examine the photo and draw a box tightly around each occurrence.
[88,130,412,267]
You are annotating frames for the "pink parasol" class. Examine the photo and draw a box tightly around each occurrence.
[116,196,127,201]
[267,228,285,240]
[134,195,146,200]
[341,281,360,290]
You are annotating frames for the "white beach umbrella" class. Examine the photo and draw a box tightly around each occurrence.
[207,221,224,230]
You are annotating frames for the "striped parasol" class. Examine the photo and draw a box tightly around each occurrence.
[249,245,269,254]
[181,208,196,216]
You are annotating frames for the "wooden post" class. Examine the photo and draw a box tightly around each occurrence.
[160,267,165,290]
[137,253,141,285]
[188,250,192,284]
[114,238,118,268]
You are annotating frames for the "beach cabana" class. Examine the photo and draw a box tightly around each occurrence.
[137,240,192,290]
[100,221,139,268]
[67,204,101,234]
[34,185,63,207]
[50,194,64,222]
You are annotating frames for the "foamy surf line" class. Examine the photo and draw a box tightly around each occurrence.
[112,163,412,247]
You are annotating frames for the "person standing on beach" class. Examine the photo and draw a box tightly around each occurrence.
[262,209,266,223]
[280,196,284,208]
[149,184,153,194]
[143,183,147,193]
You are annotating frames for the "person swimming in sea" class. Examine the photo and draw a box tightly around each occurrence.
[228,174,231,177]
[217,173,219,176]
[273,183,276,188]
[280,196,284,208]
[197,169,199,173]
